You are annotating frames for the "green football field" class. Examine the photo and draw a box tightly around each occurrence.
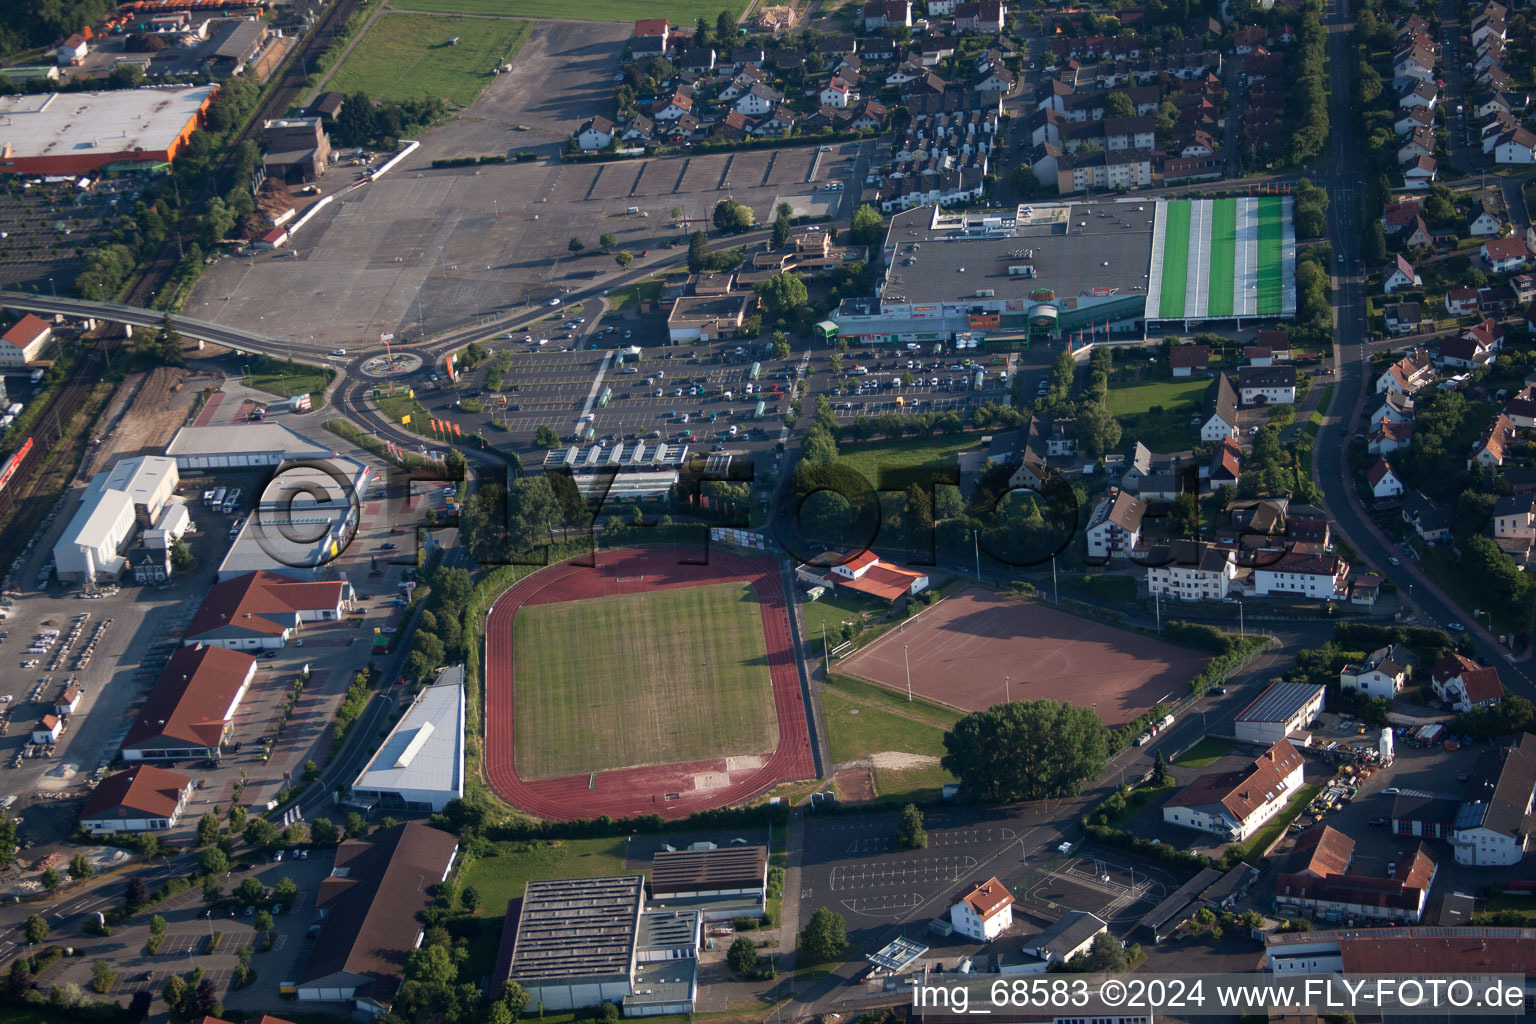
[1159,202,1191,318]
[1257,197,1284,315]
[1206,199,1237,317]
[512,583,778,779]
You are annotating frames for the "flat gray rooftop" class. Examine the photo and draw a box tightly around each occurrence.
[1237,681,1325,724]
[508,875,643,983]
[881,201,1155,307]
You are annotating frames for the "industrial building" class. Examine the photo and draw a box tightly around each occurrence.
[0,314,52,367]
[183,570,353,649]
[647,844,768,920]
[217,456,369,581]
[297,822,460,1015]
[165,422,336,470]
[350,667,464,812]
[53,455,179,582]
[262,116,332,182]
[79,764,195,833]
[834,198,1296,346]
[121,644,257,762]
[503,875,700,1017]
[1233,681,1326,745]
[0,86,218,175]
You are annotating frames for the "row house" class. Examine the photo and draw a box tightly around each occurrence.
[1049,147,1153,194]
[1252,550,1350,600]
[1144,540,1237,601]
[876,167,986,212]
[1394,105,1433,136]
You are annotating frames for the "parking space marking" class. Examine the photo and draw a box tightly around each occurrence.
[829,854,978,891]
[842,892,924,916]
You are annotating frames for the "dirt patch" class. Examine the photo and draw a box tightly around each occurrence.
[868,751,941,771]
[833,768,876,803]
[84,366,214,477]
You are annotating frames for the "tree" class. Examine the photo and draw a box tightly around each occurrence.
[170,538,195,571]
[254,909,274,933]
[713,199,755,233]
[197,811,221,848]
[942,700,1108,802]
[687,230,709,272]
[772,206,792,248]
[534,424,561,449]
[203,876,223,904]
[671,206,683,221]
[461,885,482,913]
[1009,164,1042,199]
[336,92,375,146]
[195,975,221,1016]
[568,236,584,253]
[200,848,230,876]
[310,818,340,847]
[615,250,634,268]
[599,232,618,249]
[1073,402,1121,460]
[127,876,151,909]
[728,935,757,975]
[772,338,791,359]
[274,876,299,904]
[1103,90,1136,118]
[23,915,47,946]
[237,876,266,906]
[345,812,370,838]
[8,960,28,998]
[68,853,93,881]
[444,448,467,482]
[1151,750,1168,785]
[896,803,927,849]
[244,817,279,851]
[161,975,189,1018]
[717,9,736,40]
[138,832,161,859]
[799,907,848,963]
[756,273,808,322]
[40,868,60,894]
[849,204,884,248]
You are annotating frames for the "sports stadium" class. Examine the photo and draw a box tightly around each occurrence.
[833,197,1296,347]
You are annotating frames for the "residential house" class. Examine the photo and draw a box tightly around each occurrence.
[1495,494,1536,541]
[1469,413,1515,469]
[1383,301,1429,335]
[1383,199,1424,234]
[1450,734,1536,865]
[1383,254,1422,293]
[1237,365,1297,405]
[1440,332,1495,369]
[1394,106,1434,136]
[1163,740,1306,841]
[1445,285,1480,316]
[752,109,798,137]
[820,77,856,108]
[1144,540,1237,601]
[1340,644,1414,701]
[55,33,88,65]
[735,83,781,117]
[1400,81,1440,110]
[1200,373,1240,441]
[1482,237,1530,272]
[850,100,889,131]
[1470,202,1504,237]
[1368,417,1415,455]
[862,0,911,30]
[1367,457,1405,498]
[1494,128,1536,164]
[621,115,655,144]
[1376,348,1433,395]
[1432,653,1504,713]
[949,877,1014,942]
[654,90,694,120]
[1086,488,1146,560]
[575,117,614,152]
[1403,155,1438,187]
[1253,551,1350,600]
[1169,344,1211,377]
[1371,391,1414,428]
[954,0,1006,33]
[1398,125,1437,164]
[1402,491,1452,543]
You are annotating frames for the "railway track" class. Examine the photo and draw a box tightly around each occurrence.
[0,337,115,519]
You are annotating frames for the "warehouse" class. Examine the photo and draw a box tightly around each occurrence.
[298,822,460,1015]
[0,86,218,175]
[165,422,336,470]
[648,845,768,920]
[53,455,180,581]
[79,764,195,833]
[504,876,700,1016]
[183,570,353,650]
[1233,681,1325,745]
[121,644,257,762]
[350,667,464,812]
[217,457,369,581]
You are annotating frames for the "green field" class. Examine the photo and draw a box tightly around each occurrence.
[391,0,747,21]
[1206,199,1237,317]
[245,361,334,405]
[328,14,529,106]
[1105,377,1207,418]
[513,582,777,779]
[799,590,880,645]
[1257,197,1283,315]
[1173,736,1233,768]
[1159,201,1191,318]
[822,675,960,804]
[835,433,975,487]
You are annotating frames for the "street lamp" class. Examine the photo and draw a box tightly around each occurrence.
[1004,675,1010,704]
[904,644,912,702]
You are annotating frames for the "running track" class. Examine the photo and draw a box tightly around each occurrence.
[483,547,816,820]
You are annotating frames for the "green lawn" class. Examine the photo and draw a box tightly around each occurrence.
[800,590,880,646]
[513,582,777,778]
[1236,784,1319,860]
[245,360,334,405]
[1159,201,1191,317]
[822,689,952,764]
[390,0,748,22]
[834,433,976,488]
[452,837,629,981]
[376,393,433,436]
[1173,736,1232,768]
[1414,543,1531,639]
[606,278,665,312]
[1060,573,1139,603]
[328,14,529,106]
[1257,197,1283,316]
[1206,198,1237,317]
[1105,377,1207,418]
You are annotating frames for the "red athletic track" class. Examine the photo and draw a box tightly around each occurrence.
[483,547,815,820]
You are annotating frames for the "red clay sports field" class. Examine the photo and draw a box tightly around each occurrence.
[482,547,815,820]
[840,588,1208,725]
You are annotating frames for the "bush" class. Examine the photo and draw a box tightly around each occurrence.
[731,915,758,931]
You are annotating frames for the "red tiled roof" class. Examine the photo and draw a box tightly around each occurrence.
[1367,457,1398,487]
[1168,344,1211,369]
[123,645,256,752]
[1,314,49,349]
[841,562,925,602]
[185,571,347,642]
[954,876,1013,920]
[1340,933,1536,975]
[1167,739,1304,824]
[81,765,191,821]
[633,18,669,35]
[1283,824,1355,877]
[1484,237,1530,260]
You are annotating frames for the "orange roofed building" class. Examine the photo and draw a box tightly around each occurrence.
[824,550,930,603]
[949,876,1013,941]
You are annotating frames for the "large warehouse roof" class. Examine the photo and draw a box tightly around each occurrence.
[166,423,335,462]
[1236,681,1325,724]
[58,455,177,553]
[351,667,464,807]
[0,86,215,162]
[122,644,256,752]
[650,845,767,896]
[508,876,645,985]
[881,202,1156,306]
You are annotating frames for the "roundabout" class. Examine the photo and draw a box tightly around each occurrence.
[361,352,423,377]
